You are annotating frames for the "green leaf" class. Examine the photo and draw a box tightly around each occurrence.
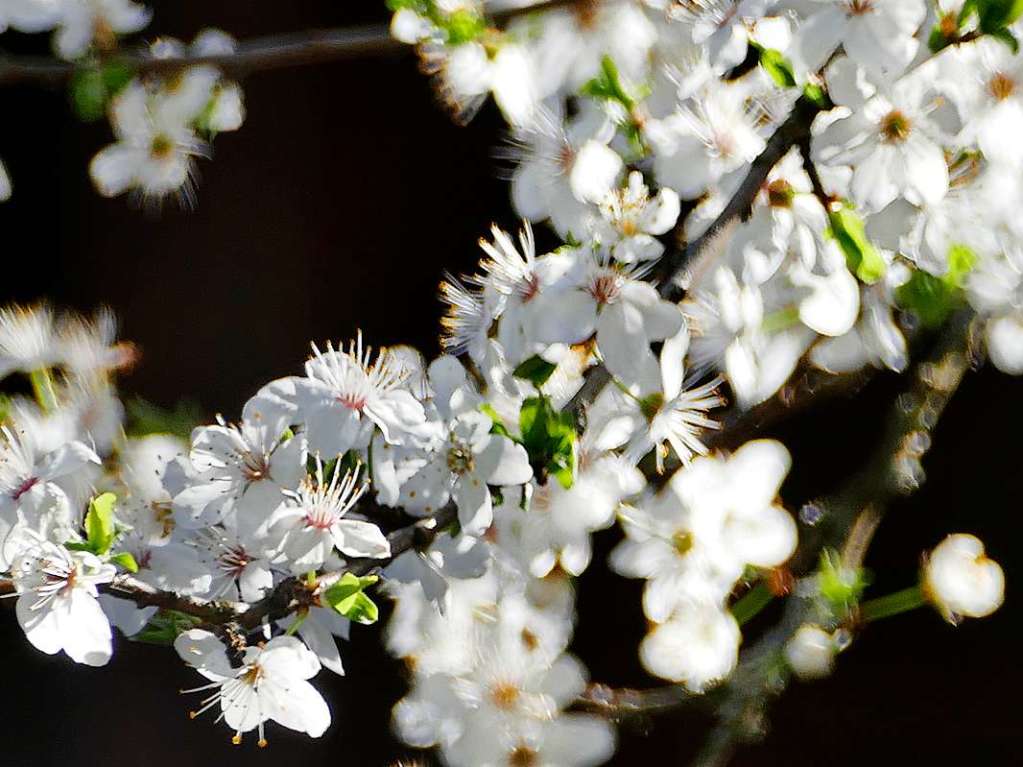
[518,396,576,489]
[989,25,1020,52]
[817,549,869,615]
[513,355,558,388]
[479,403,512,438]
[928,23,954,53]
[828,206,886,284]
[69,61,135,122]
[759,48,796,88]
[110,552,139,573]
[125,396,204,439]
[581,55,635,109]
[132,609,202,645]
[101,60,135,95]
[977,0,1023,32]
[895,244,976,328]
[70,69,108,122]
[802,82,831,109]
[85,493,117,555]
[323,573,381,625]
[444,8,485,44]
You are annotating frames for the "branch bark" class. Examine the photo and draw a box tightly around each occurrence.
[96,502,458,631]
[566,95,824,422]
[0,0,581,87]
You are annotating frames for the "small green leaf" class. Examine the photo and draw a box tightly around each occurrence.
[513,355,558,388]
[895,244,976,328]
[132,609,203,645]
[479,403,512,438]
[101,60,135,95]
[110,552,139,573]
[817,549,869,615]
[85,493,117,555]
[928,23,954,53]
[518,396,577,489]
[977,0,1023,32]
[581,55,635,109]
[444,7,485,45]
[989,25,1020,52]
[70,68,108,122]
[828,206,886,284]
[802,82,831,109]
[759,48,797,88]
[324,573,381,625]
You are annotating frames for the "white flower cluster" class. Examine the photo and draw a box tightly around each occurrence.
[89,31,245,205]
[0,0,1018,762]
[0,4,244,205]
[396,0,1023,397]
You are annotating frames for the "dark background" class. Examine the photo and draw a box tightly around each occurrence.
[0,3,1018,765]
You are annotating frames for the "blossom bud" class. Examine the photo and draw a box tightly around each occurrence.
[784,624,836,680]
[923,534,1004,622]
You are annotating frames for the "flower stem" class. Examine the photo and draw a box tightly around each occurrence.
[859,585,927,622]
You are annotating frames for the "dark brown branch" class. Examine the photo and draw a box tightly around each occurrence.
[0,0,583,87]
[97,502,458,631]
[566,96,825,422]
[656,96,823,303]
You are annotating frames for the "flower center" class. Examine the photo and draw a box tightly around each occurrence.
[557,143,576,173]
[336,392,367,411]
[845,0,874,15]
[240,664,263,686]
[509,746,538,767]
[241,452,271,482]
[988,72,1016,102]
[151,134,176,160]
[880,110,912,143]
[12,475,38,501]
[447,441,475,474]
[490,681,521,710]
[305,503,338,531]
[588,270,622,306]
[672,530,694,556]
[519,273,542,303]
[218,546,250,576]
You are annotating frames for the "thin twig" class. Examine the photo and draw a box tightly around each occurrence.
[566,96,824,422]
[689,310,978,767]
[0,0,583,87]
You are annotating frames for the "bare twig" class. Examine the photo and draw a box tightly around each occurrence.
[0,0,584,87]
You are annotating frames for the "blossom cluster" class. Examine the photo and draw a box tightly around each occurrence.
[0,2,243,205]
[0,0,1017,763]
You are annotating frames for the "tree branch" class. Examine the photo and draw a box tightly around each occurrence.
[95,502,459,631]
[576,312,978,734]
[0,0,582,87]
[566,95,824,422]
[689,310,978,767]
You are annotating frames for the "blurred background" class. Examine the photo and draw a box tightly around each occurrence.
[0,2,1019,765]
